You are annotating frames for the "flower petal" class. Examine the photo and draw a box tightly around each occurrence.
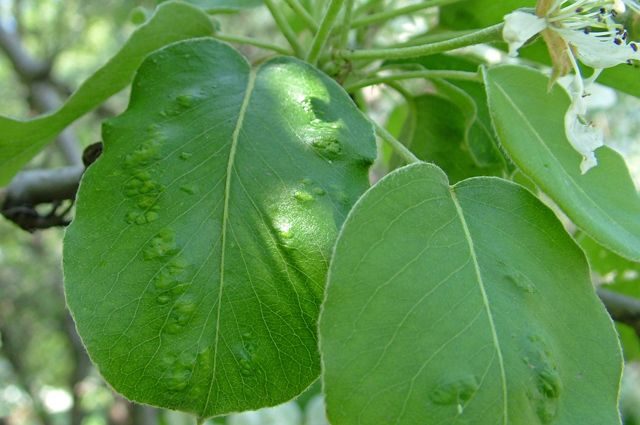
[503,11,547,56]
[555,28,640,68]
[564,101,603,173]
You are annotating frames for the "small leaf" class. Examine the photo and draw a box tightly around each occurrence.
[0,1,214,185]
[401,94,503,183]
[435,79,506,168]
[63,39,375,417]
[386,54,505,167]
[485,64,640,261]
[320,163,622,425]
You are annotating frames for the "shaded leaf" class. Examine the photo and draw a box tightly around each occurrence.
[64,39,375,417]
[402,94,503,183]
[385,54,505,167]
[320,162,622,425]
[485,65,640,261]
[435,79,505,167]
[0,1,214,185]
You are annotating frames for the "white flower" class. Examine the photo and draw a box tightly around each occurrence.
[503,11,547,56]
[503,0,640,173]
[564,101,604,173]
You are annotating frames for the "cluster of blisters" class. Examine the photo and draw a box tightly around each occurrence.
[505,271,537,294]
[523,334,562,424]
[144,228,178,260]
[165,298,197,335]
[294,177,326,203]
[153,257,189,305]
[430,374,479,414]
[304,122,343,161]
[145,230,197,338]
[237,332,258,377]
[298,97,344,161]
[162,350,197,391]
[160,93,200,118]
[122,125,165,225]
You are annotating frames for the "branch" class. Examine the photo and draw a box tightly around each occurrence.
[344,70,481,91]
[372,121,420,164]
[264,0,304,57]
[339,23,504,61]
[0,24,50,80]
[283,0,318,32]
[306,0,345,65]
[2,165,83,207]
[598,288,640,337]
[1,165,84,231]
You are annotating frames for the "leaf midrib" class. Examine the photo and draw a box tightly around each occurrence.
[450,187,508,424]
[202,66,258,415]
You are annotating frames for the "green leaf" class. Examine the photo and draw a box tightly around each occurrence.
[439,0,533,30]
[434,79,505,168]
[63,39,375,417]
[402,94,503,183]
[485,65,640,261]
[0,1,214,186]
[320,163,622,425]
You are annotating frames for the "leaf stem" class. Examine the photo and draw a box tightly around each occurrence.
[373,121,420,164]
[264,0,304,57]
[212,33,291,55]
[339,23,504,61]
[384,81,418,157]
[345,70,481,91]
[338,0,355,50]
[353,0,385,16]
[283,0,318,32]
[350,0,458,29]
[306,0,345,65]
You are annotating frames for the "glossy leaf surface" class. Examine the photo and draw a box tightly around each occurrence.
[485,65,640,261]
[64,39,375,417]
[320,163,621,425]
[0,1,214,185]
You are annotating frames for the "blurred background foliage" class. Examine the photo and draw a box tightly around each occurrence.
[1,0,640,424]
